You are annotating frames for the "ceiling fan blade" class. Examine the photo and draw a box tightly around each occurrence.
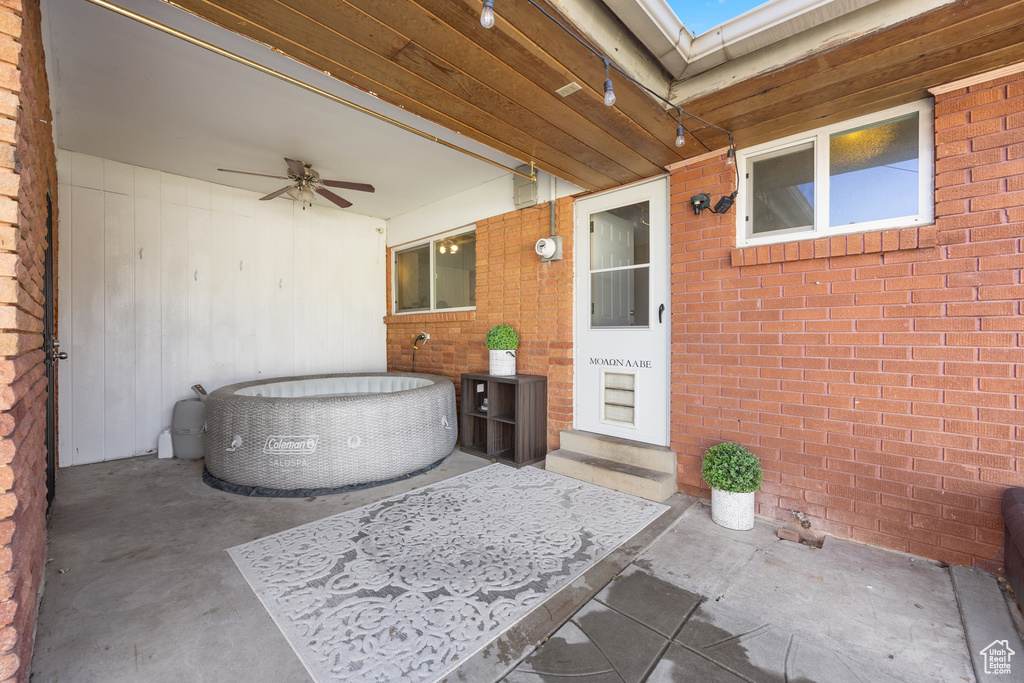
[259,185,294,201]
[218,168,289,180]
[285,158,306,177]
[316,187,352,209]
[320,179,375,193]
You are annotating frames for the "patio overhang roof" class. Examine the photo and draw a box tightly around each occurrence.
[109,0,1024,191]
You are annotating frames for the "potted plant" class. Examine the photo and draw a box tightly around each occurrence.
[702,442,762,530]
[486,324,519,376]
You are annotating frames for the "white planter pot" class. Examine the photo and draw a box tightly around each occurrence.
[711,488,755,530]
[489,349,516,376]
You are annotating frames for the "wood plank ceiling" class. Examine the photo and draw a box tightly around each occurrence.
[170,0,1024,192]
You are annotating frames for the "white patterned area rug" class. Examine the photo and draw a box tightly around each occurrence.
[228,463,668,683]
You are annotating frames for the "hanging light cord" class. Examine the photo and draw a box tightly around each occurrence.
[506,0,739,189]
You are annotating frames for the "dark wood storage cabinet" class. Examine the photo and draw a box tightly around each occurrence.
[460,373,547,466]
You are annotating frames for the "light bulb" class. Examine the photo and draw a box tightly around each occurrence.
[439,244,447,254]
[603,79,615,107]
[675,125,685,148]
[726,148,736,167]
[480,0,494,28]
[451,243,459,253]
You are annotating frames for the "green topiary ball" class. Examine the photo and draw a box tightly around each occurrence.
[486,324,520,350]
[701,442,762,493]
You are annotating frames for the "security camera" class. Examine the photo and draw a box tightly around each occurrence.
[691,193,711,215]
[535,236,563,261]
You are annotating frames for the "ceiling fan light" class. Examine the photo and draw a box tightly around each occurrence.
[300,186,315,203]
[286,187,301,200]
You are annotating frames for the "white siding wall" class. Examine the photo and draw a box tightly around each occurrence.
[386,171,581,247]
[56,151,387,466]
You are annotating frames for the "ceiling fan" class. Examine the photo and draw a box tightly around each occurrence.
[217,157,375,209]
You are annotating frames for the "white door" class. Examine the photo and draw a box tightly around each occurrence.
[575,177,670,446]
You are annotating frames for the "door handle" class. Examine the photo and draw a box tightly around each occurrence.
[658,304,665,323]
[48,337,67,364]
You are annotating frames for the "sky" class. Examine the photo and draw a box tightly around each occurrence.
[664,0,769,36]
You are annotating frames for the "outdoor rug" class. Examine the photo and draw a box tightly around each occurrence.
[228,463,668,683]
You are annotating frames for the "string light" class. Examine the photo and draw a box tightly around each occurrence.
[482,0,736,171]
[603,79,616,107]
[480,0,495,28]
[602,59,615,107]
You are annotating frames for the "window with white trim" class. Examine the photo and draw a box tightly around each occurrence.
[736,100,934,248]
[394,228,476,313]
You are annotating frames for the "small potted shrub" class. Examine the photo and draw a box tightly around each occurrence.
[702,442,762,530]
[486,324,519,376]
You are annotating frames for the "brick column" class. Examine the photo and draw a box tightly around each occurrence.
[0,0,57,679]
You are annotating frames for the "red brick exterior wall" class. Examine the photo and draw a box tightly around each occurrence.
[0,0,56,679]
[671,71,1024,572]
[385,197,574,451]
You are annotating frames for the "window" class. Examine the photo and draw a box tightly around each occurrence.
[394,229,476,313]
[590,200,650,328]
[737,100,933,247]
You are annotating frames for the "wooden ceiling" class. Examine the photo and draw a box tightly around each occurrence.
[170,0,1024,192]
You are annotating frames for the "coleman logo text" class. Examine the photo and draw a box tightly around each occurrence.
[263,436,319,455]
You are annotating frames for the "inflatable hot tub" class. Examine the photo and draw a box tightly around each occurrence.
[202,372,457,496]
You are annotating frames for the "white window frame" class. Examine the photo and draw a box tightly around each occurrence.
[735,99,934,249]
[392,225,477,315]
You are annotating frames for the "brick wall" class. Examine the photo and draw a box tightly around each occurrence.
[0,0,56,679]
[385,197,574,451]
[670,71,1024,572]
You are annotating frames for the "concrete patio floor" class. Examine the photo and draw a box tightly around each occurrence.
[506,504,1005,683]
[30,450,1021,682]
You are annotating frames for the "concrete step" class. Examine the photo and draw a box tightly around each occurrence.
[559,429,676,474]
[546,449,677,502]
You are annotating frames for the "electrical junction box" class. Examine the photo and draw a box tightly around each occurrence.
[513,164,538,209]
